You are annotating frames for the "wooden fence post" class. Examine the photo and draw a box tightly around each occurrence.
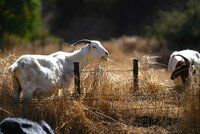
[133,59,139,91]
[74,62,81,96]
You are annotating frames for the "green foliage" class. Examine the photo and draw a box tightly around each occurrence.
[0,0,42,42]
[146,0,200,50]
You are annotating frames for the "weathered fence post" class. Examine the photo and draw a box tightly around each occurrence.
[133,59,139,91]
[74,62,81,96]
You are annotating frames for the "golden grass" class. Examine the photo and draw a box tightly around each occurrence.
[0,40,199,133]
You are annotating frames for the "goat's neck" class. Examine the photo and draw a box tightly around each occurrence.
[69,49,90,70]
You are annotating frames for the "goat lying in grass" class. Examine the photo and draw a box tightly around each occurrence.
[0,117,54,134]
[8,39,109,101]
[168,49,200,85]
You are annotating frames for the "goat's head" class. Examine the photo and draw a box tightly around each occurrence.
[170,55,190,80]
[70,39,109,61]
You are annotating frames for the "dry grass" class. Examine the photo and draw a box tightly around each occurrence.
[0,38,199,133]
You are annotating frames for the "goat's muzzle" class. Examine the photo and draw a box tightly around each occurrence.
[101,52,109,60]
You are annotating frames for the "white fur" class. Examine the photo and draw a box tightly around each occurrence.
[8,40,109,101]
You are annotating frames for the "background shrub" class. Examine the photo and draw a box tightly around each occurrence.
[146,0,200,50]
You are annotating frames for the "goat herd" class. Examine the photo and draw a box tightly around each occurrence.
[0,39,200,133]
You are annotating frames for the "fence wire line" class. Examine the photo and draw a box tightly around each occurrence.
[79,60,168,73]
[81,69,132,73]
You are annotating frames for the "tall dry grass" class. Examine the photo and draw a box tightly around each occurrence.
[0,38,199,133]
[180,87,200,133]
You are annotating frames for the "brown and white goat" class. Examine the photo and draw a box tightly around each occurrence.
[168,50,200,85]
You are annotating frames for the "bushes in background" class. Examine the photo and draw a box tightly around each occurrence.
[146,0,200,50]
[0,0,43,48]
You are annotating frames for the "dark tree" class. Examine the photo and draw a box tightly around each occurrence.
[0,0,42,40]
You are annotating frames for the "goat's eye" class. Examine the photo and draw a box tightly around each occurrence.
[92,45,96,49]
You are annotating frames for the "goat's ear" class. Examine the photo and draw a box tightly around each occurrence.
[88,43,96,49]
[171,65,188,80]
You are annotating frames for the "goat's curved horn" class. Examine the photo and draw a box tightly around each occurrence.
[175,54,190,66]
[70,39,91,46]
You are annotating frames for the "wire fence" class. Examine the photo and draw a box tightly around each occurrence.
[73,59,199,133]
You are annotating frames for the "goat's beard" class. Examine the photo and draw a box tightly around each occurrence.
[101,56,108,61]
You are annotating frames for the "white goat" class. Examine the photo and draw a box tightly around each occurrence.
[8,39,109,101]
[168,49,200,85]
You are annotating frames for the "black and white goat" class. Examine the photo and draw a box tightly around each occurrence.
[0,117,54,134]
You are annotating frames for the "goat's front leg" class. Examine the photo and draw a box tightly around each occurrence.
[12,77,22,103]
[21,88,33,102]
[181,75,187,85]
